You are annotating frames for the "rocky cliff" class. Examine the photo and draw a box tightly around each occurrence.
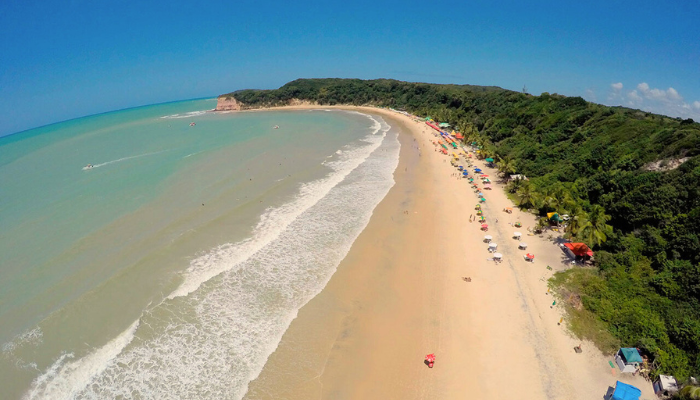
[215,96,242,111]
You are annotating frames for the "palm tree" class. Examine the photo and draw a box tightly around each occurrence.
[567,206,589,238]
[516,183,540,209]
[579,205,612,247]
[681,386,700,399]
[497,157,517,178]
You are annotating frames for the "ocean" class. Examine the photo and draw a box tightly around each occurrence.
[0,99,400,399]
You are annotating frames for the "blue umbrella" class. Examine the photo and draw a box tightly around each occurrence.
[462,172,468,176]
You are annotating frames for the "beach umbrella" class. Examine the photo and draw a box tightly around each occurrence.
[475,204,481,210]
[485,158,494,162]
[484,235,492,242]
[480,174,488,177]
[425,354,436,362]
[462,171,468,176]
[513,232,522,238]
[474,168,482,172]
[525,253,535,261]
[493,253,503,259]
[519,243,528,249]
[481,224,488,228]
[479,216,486,222]
[480,198,486,202]
[489,243,497,250]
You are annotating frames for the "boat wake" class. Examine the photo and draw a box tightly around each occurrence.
[82,150,168,171]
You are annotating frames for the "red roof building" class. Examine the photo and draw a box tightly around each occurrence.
[564,243,594,257]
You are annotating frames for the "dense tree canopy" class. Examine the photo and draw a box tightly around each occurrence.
[224,79,700,379]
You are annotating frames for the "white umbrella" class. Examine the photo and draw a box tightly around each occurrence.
[484,235,492,242]
[519,242,528,249]
[513,232,522,238]
[493,253,503,259]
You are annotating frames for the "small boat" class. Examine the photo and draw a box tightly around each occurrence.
[82,164,93,170]
[274,125,279,129]
[189,122,196,127]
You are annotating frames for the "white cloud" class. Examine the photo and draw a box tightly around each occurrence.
[667,88,681,100]
[585,89,597,102]
[607,82,700,120]
[627,90,642,104]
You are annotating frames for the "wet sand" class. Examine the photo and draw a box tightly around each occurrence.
[242,106,655,399]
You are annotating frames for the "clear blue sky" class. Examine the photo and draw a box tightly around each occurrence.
[2,0,699,136]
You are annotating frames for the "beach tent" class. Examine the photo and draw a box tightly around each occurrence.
[611,381,642,400]
[547,212,564,223]
[563,243,594,258]
[485,158,494,162]
[615,348,643,373]
[439,122,450,128]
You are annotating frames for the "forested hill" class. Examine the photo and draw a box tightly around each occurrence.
[224,78,700,380]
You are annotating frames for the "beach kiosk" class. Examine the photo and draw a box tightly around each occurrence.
[615,348,643,373]
[563,243,594,262]
[608,381,641,400]
[653,375,679,396]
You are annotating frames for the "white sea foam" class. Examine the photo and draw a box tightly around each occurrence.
[22,321,139,400]
[2,327,43,355]
[24,113,400,400]
[160,110,208,119]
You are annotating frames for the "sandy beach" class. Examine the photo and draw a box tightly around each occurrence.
[242,106,655,400]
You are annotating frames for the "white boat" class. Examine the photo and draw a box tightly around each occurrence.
[82,164,94,170]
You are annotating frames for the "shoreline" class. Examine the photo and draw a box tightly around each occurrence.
[240,105,656,399]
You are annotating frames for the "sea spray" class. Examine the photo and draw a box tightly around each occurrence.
[23,113,400,399]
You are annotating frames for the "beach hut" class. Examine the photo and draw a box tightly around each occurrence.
[608,381,641,400]
[615,348,642,373]
[513,232,522,239]
[483,235,492,243]
[563,243,594,261]
[653,375,679,396]
[547,212,564,224]
[488,243,498,252]
[518,242,528,250]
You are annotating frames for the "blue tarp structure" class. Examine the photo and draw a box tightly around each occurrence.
[611,381,641,400]
[620,348,643,363]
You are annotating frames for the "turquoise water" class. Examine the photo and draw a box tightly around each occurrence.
[0,100,400,399]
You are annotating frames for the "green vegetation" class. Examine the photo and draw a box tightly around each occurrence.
[223,78,700,379]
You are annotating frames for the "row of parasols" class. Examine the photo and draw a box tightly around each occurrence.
[483,232,535,262]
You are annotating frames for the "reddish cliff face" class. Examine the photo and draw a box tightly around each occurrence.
[215,97,241,111]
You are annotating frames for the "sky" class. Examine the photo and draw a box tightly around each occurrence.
[1,0,699,136]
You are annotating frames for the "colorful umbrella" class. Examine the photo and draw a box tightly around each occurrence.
[481,224,488,228]
[425,354,436,362]
[526,253,535,259]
